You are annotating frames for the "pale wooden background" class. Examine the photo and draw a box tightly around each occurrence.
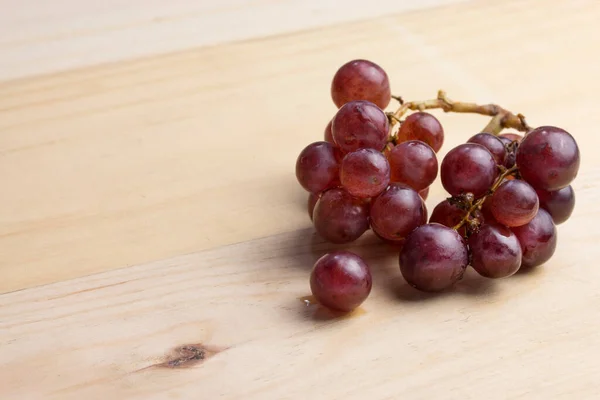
[1,0,600,398]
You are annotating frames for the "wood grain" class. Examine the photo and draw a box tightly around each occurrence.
[1,0,600,397]
[0,0,463,81]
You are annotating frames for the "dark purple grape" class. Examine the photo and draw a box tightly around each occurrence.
[480,197,496,223]
[308,193,319,220]
[511,208,557,269]
[332,100,389,153]
[340,148,390,198]
[370,184,425,241]
[491,180,539,227]
[324,120,334,144]
[296,141,340,193]
[516,126,580,191]
[388,140,438,191]
[536,185,575,225]
[312,188,369,244]
[440,143,498,198]
[397,112,444,152]
[310,251,372,312]
[399,223,468,292]
[429,199,484,237]
[331,59,391,110]
[468,132,507,165]
[468,223,522,278]
[419,187,430,200]
[499,136,517,168]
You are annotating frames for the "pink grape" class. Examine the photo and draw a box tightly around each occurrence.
[491,180,539,227]
[296,141,340,193]
[388,140,438,191]
[511,208,557,269]
[441,143,498,197]
[468,132,507,165]
[312,188,369,244]
[397,112,444,152]
[468,223,522,278]
[370,184,425,241]
[332,100,389,153]
[340,148,390,198]
[516,126,580,191]
[536,185,575,225]
[310,251,372,312]
[331,59,391,109]
[399,223,468,292]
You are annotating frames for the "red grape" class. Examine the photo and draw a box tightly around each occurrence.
[296,141,340,193]
[308,193,319,220]
[468,223,522,278]
[429,199,484,237]
[536,185,575,225]
[511,208,557,269]
[419,187,430,200]
[480,198,496,223]
[467,132,506,165]
[440,143,498,198]
[331,60,391,110]
[370,184,425,241]
[490,180,539,227]
[340,148,390,198]
[516,126,580,191]
[324,119,334,144]
[399,223,468,292]
[332,100,389,153]
[388,140,438,191]
[397,112,444,152]
[310,251,372,312]
[312,188,369,244]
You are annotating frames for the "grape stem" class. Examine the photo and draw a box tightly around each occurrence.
[452,165,519,231]
[388,90,533,136]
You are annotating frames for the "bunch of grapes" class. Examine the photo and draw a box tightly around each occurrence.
[296,59,580,312]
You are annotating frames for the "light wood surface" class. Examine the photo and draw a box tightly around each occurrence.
[1,0,600,398]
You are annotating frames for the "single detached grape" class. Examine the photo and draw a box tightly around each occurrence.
[516,126,580,191]
[340,148,390,198]
[370,183,425,241]
[397,112,444,152]
[296,141,340,193]
[310,251,372,312]
[388,140,438,191]
[429,199,484,237]
[399,223,468,292]
[332,100,389,153]
[324,119,334,144]
[511,208,557,269]
[331,59,391,110]
[491,180,539,227]
[468,223,522,278]
[467,132,507,165]
[308,193,319,220]
[536,185,575,225]
[440,143,498,198]
[312,188,369,244]
[419,187,430,200]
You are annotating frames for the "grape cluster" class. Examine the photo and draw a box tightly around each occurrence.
[298,59,580,312]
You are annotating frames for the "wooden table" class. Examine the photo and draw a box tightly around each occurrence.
[1,0,599,398]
